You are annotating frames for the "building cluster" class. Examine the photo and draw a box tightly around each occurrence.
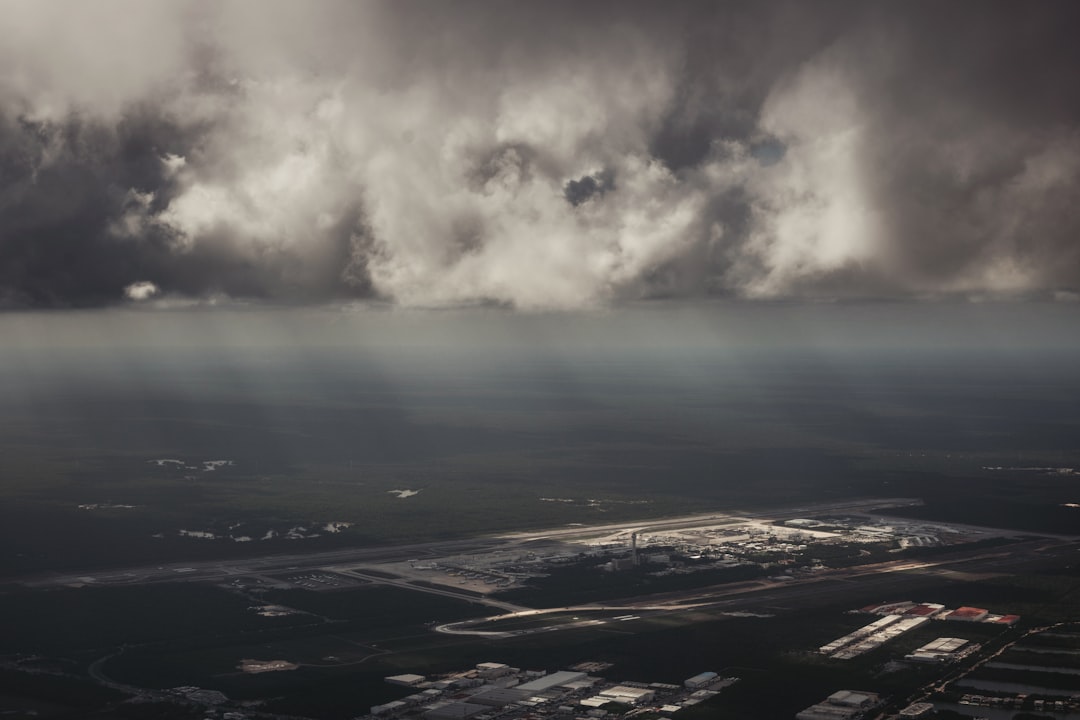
[958,693,1080,713]
[782,517,951,548]
[858,601,1020,626]
[573,515,977,581]
[820,615,929,660]
[818,601,1018,661]
[367,663,737,720]
[397,511,995,597]
[795,690,880,720]
[164,686,228,706]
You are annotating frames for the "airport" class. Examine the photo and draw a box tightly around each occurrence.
[9,497,1080,719]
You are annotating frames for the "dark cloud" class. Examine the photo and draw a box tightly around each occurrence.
[0,109,364,307]
[564,169,615,207]
[0,0,1078,309]
[0,112,182,307]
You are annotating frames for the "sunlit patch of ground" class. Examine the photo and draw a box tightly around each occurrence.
[249,604,301,617]
[238,658,298,673]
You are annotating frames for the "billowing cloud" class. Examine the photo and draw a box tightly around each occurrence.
[1,0,1078,309]
[123,280,159,302]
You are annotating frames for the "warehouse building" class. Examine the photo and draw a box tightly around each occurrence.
[597,685,656,705]
[423,703,488,720]
[371,700,409,716]
[905,637,969,663]
[990,614,1021,625]
[943,606,988,622]
[476,662,513,678]
[796,690,881,720]
[469,688,529,707]
[684,671,717,689]
[516,671,588,693]
[903,603,945,618]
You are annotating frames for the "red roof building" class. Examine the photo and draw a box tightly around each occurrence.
[904,603,945,617]
[944,606,989,622]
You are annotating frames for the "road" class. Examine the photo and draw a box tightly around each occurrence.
[433,536,1080,637]
[331,567,529,613]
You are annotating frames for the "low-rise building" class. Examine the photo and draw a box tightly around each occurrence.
[476,662,512,678]
[423,703,488,720]
[859,601,914,615]
[684,672,717,689]
[905,637,969,663]
[903,603,945,618]
[943,606,988,622]
[597,686,655,705]
[796,690,880,720]
[469,688,529,707]
[371,700,409,716]
[899,702,934,718]
[516,671,588,693]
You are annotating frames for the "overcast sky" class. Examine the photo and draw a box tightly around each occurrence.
[2,0,1079,311]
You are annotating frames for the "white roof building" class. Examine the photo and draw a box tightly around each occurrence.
[597,686,656,705]
[516,671,588,692]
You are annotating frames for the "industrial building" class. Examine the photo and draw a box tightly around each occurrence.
[898,702,934,718]
[990,614,1021,625]
[903,603,945,618]
[905,637,969,664]
[371,700,409,716]
[363,661,740,720]
[943,606,989,622]
[515,671,588,693]
[796,690,881,720]
[859,601,915,615]
[386,674,427,687]
[857,600,1018,626]
[422,703,488,720]
[476,662,513,678]
[820,615,928,659]
[820,615,902,654]
[469,688,530,707]
[596,685,656,705]
[684,671,717,689]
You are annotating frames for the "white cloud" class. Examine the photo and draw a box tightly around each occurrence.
[124,281,160,301]
[734,57,883,297]
[2,2,1077,308]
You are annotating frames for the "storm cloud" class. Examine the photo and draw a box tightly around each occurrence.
[2,0,1078,309]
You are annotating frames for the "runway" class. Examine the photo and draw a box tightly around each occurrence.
[14,496,921,590]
